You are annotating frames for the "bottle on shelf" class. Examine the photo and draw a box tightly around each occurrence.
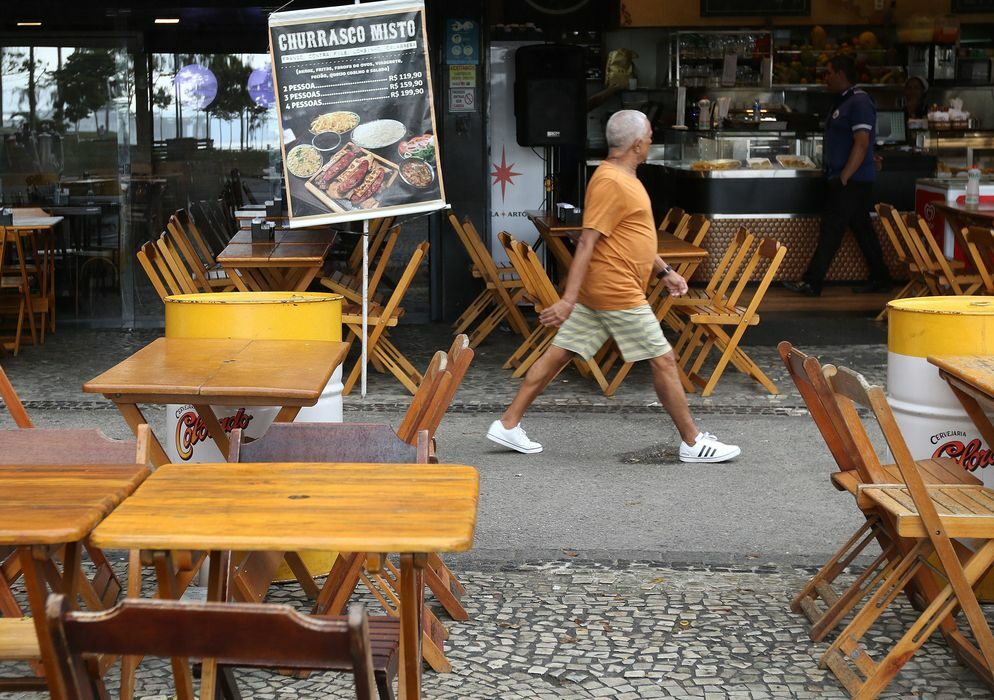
[966,165,981,208]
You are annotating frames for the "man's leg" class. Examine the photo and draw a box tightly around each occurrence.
[848,181,891,284]
[500,344,573,428]
[803,179,848,292]
[648,351,698,444]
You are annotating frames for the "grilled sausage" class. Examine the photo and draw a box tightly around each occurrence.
[350,166,386,203]
[332,158,370,197]
[316,149,358,187]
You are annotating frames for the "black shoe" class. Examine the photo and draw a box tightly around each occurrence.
[852,280,893,294]
[783,280,820,297]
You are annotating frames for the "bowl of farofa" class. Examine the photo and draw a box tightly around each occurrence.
[310,111,360,135]
[286,144,323,178]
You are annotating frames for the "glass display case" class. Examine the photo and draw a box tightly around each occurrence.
[672,30,772,88]
[915,130,994,176]
[770,26,905,87]
[661,128,823,171]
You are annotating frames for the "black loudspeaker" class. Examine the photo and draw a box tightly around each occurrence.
[514,44,585,147]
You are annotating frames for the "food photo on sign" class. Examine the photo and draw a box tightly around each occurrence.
[269,0,445,226]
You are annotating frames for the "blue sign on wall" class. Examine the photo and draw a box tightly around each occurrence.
[445,19,479,65]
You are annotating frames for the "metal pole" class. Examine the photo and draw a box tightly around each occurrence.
[356,0,368,398]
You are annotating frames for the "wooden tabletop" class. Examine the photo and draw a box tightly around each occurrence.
[82,337,348,403]
[90,462,480,553]
[929,355,994,398]
[526,210,581,234]
[4,215,64,230]
[0,464,150,545]
[658,232,708,261]
[228,229,336,246]
[934,202,994,220]
[218,241,331,265]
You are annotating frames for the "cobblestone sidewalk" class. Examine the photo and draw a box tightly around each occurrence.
[4,560,992,699]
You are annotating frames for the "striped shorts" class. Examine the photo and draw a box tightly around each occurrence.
[551,302,672,363]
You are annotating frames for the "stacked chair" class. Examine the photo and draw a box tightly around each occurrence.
[449,213,530,348]
[779,342,994,698]
[963,226,994,294]
[670,228,786,396]
[0,230,28,355]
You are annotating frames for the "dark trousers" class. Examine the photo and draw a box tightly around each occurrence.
[803,179,890,291]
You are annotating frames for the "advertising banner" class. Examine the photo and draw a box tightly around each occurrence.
[269,0,445,226]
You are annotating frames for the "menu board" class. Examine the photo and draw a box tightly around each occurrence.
[700,0,810,16]
[952,0,994,12]
[269,0,445,226]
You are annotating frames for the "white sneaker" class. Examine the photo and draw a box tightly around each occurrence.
[679,431,740,463]
[486,420,543,454]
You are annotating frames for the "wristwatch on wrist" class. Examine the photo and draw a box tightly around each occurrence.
[657,264,674,279]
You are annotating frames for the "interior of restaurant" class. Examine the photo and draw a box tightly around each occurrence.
[2,0,994,333]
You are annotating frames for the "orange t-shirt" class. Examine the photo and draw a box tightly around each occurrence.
[578,162,657,310]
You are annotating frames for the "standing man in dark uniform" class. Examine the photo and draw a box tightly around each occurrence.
[785,54,891,297]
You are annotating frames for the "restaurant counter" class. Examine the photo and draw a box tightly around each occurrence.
[583,152,934,283]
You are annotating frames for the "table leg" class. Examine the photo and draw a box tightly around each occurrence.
[398,553,426,700]
[274,405,302,423]
[226,266,251,293]
[291,266,320,292]
[192,404,231,461]
[11,232,38,346]
[947,381,994,447]
[119,550,142,700]
[113,401,170,467]
[20,544,73,700]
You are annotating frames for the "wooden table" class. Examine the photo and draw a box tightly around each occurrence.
[0,463,150,695]
[83,337,348,466]
[929,355,994,455]
[217,240,332,292]
[1,215,64,348]
[90,461,480,700]
[933,202,994,256]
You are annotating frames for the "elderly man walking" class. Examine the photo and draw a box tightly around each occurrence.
[487,110,740,463]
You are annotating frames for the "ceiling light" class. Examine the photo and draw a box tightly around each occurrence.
[16,22,42,27]
[154,18,180,24]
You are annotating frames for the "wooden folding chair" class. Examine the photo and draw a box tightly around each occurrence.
[190,200,232,256]
[346,217,396,279]
[322,224,400,305]
[165,211,233,292]
[905,213,984,296]
[963,226,994,294]
[0,230,27,355]
[43,594,393,700]
[819,365,994,698]
[498,233,614,392]
[153,232,200,296]
[228,423,452,675]
[671,232,784,396]
[137,241,187,301]
[873,204,930,320]
[449,214,529,347]
[777,342,982,643]
[341,241,428,396]
[658,206,690,238]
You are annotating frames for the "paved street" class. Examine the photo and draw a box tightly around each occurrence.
[3,317,993,698]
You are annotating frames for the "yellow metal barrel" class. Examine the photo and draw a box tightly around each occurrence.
[164,291,343,580]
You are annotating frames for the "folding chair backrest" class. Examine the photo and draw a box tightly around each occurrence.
[963,226,994,294]
[155,232,199,295]
[397,351,451,444]
[0,362,32,428]
[0,425,149,465]
[449,212,487,275]
[348,217,396,275]
[512,239,559,310]
[229,422,428,464]
[733,237,787,313]
[418,335,474,443]
[137,241,183,300]
[825,366,954,542]
[191,200,231,255]
[821,364,904,486]
[366,225,401,302]
[659,207,688,236]
[704,227,756,304]
[874,203,912,267]
[44,594,377,700]
[174,208,217,266]
[776,342,857,473]
[896,212,937,276]
[682,214,710,248]
[909,213,961,290]
[166,213,213,292]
